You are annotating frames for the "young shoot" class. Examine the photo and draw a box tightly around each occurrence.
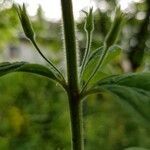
[81,7,125,92]
[14,3,65,82]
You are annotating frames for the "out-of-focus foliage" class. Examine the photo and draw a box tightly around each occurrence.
[0,8,18,49]
[0,74,150,150]
[0,0,150,149]
[0,74,70,150]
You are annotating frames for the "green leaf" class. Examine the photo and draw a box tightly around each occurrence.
[0,62,58,82]
[101,45,122,67]
[82,47,107,84]
[85,46,103,67]
[17,63,58,81]
[124,147,149,150]
[98,73,150,91]
[88,73,150,123]
[82,45,121,84]
[87,45,121,68]
[0,62,26,76]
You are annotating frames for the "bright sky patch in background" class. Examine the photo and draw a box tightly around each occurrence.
[0,0,144,21]
[14,0,133,21]
[14,0,93,21]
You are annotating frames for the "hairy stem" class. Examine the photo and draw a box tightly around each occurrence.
[61,0,84,150]
[31,39,65,81]
[68,92,84,150]
[61,0,78,91]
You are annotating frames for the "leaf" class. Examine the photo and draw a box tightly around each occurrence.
[98,73,150,91]
[0,62,58,82]
[86,45,121,69]
[89,73,150,123]
[86,46,103,67]
[124,147,149,150]
[101,45,122,67]
[82,47,103,82]
[0,62,26,77]
[82,45,122,84]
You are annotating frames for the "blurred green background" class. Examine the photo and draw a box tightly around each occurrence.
[0,0,150,149]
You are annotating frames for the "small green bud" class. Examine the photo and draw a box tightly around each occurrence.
[104,7,124,48]
[83,7,94,33]
[14,3,35,40]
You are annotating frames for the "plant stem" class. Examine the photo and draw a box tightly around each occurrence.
[61,0,78,91]
[68,92,84,150]
[31,39,65,81]
[61,0,84,149]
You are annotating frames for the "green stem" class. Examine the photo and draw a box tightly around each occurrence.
[68,92,84,150]
[61,0,84,149]
[31,39,65,81]
[61,0,78,91]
